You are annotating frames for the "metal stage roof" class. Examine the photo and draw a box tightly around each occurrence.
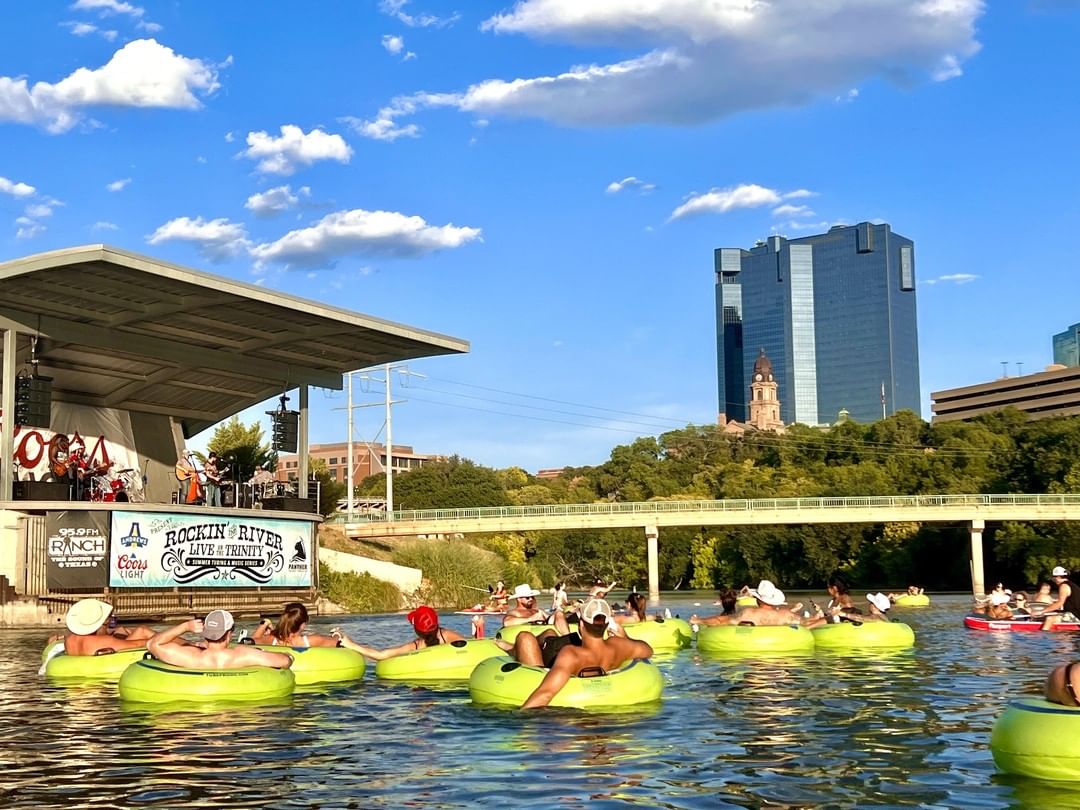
[0,245,469,436]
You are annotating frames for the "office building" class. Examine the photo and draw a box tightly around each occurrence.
[1053,322,1080,367]
[715,222,920,425]
[931,364,1080,422]
[277,442,444,484]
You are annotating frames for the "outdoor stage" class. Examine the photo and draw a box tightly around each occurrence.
[0,244,469,623]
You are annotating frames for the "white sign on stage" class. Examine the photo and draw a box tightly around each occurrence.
[109,510,313,588]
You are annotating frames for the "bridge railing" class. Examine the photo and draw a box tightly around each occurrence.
[332,493,1080,525]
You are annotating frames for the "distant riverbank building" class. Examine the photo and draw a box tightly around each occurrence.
[715,222,921,426]
[1053,322,1080,368]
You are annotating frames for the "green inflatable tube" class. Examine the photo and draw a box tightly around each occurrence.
[496,624,553,644]
[736,596,758,608]
[893,594,931,607]
[45,648,147,680]
[118,658,295,703]
[375,639,503,680]
[469,655,663,708]
[252,645,366,685]
[697,624,815,654]
[621,618,693,651]
[811,621,915,650]
[41,640,64,664]
[991,698,1080,781]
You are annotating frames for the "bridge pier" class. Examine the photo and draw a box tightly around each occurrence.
[970,519,986,599]
[645,525,659,605]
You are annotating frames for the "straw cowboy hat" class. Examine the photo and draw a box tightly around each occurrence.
[867,593,892,612]
[510,584,542,600]
[749,580,786,606]
[65,598,113,635]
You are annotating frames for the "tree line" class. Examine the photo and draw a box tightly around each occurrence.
[209,409,1080,591]
[356,408,1080,591]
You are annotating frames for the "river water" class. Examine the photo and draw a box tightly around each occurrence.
[2,592,1079,808]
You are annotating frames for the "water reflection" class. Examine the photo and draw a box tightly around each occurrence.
[0,595,1069,807]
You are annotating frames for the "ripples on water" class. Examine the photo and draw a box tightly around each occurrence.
[3,594,1080,808]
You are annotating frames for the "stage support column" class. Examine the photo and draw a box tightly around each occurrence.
[645,524,659,605]
[970,519,986,600]
[1,329,16,502]
[298,385,309,499]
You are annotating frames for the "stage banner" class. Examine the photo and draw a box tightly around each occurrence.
[1,401,141,493]
[45,511,110,590]
[109,510,313,588]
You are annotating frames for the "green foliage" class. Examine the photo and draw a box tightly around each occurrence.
[337,412,1080,591]
[391,456,510,510]
[317,563,402,613]
[392,540,530,608]
[309,458,346,518]
[206,416,276,482]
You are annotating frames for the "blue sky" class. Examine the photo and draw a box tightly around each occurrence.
[1,1,1078,471]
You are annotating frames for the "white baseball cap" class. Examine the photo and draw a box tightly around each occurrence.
[1052,566,1069,577]
[580,598,614,625]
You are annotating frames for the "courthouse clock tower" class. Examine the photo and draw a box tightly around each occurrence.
[748,349,785,432]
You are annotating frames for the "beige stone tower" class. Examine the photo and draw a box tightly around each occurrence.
[748,348,785,432]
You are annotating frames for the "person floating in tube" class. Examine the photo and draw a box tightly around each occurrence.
[333,606,465,660]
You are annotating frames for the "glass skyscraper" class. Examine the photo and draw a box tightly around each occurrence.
[1053,323,1080,367]
[715,222,920,425]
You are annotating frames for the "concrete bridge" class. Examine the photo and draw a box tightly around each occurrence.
[339,494,1080,602]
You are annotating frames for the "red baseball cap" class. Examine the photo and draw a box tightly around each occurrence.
[407,605,439,634]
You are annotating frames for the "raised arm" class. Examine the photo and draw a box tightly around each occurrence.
[147,619,205,667]
[251,618,275,643]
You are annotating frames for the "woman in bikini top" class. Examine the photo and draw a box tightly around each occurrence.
[253,602,340,648]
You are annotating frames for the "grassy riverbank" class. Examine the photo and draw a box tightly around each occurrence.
[318,563,403,614]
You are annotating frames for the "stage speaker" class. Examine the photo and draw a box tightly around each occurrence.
[269,410,299,453]
[15,375,52,428]
[221,487,236,508]
[261,496,318,514]
[13,480,70,501]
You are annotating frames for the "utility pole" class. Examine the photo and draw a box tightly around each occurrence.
[347,371,354,522]
[385,363,393,520]
[342,363,425,522]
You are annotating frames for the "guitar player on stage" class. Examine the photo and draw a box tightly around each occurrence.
[203,451,224,508]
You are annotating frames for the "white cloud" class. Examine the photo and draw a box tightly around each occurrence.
[0,177,36,198]
[65,21,98,35]
[0,39,219,133]
[379,0,459,28]
[382,34,405,54]
[670,184,815,221]
[605,176,655,194]
[24,203,54,218]
[146,216,251,261]
[245,185,308,217]
[242,125,352,175]
[137,20,162,33]
[783,189,816,200]
[92,220,119,230]
[835,88,859,103]
[224,131,235,143]
[106,177,131,192]
[924,273,978,285]
[365,0,981,134]
[15,217,45,239]
[72,0,143,18]
[250,208,482,269]
[772,203,814,218]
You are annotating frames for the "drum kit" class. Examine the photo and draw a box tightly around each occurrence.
[87,465,142,503]
[51,447,144,503]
